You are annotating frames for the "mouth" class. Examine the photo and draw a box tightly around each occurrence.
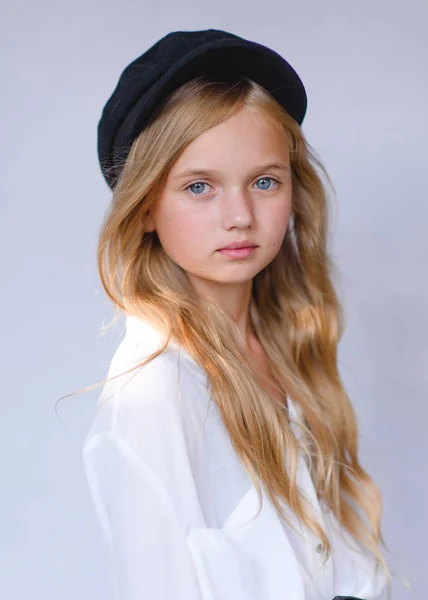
[216,245,258,259]
[217,242,259,251]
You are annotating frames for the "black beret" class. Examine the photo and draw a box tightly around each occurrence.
[97,29,308,190]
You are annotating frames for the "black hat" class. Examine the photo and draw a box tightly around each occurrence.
[98,29,308,190]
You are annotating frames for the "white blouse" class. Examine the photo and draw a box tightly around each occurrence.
[82,314,387,600]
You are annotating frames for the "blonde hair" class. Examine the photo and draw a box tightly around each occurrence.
[70,75,391,584]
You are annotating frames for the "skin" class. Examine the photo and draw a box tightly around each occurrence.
[146,106,292,364]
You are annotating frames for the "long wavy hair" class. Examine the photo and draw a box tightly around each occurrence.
[69,75,391,583]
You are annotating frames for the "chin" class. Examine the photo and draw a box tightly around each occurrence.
[214,270,262,284]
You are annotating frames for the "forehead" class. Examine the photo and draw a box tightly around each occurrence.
[169,109,290,175]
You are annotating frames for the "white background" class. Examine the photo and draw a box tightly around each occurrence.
[1,0,427,598]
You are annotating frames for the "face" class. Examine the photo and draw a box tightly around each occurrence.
[146,107,293,296]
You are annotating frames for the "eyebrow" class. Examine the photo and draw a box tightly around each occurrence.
[172,162,290,180]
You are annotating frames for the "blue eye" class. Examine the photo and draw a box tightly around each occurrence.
[255,177,278,190]
[186,182,209,196]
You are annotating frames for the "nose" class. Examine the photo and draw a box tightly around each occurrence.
[220,188,254,230]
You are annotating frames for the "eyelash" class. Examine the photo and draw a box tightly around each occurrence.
[184,177,281,198]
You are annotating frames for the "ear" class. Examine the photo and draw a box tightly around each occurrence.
[145,214,156,232]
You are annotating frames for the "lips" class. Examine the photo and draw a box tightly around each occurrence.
[218,241,258,250]
[217,245,258,259]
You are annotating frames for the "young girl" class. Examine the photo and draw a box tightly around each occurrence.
[82,29,391,600]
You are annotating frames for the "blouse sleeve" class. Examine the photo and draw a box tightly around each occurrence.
[83,431,204,600]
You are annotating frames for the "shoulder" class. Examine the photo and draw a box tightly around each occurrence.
[83,322,212,458]
[82,322,222,525]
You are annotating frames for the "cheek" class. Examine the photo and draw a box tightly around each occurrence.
[157,206,211,260]
[263,202,292,244]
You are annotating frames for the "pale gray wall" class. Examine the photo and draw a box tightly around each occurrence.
[1,0,427,598]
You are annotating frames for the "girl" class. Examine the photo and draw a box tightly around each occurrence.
[82,29,391,600]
